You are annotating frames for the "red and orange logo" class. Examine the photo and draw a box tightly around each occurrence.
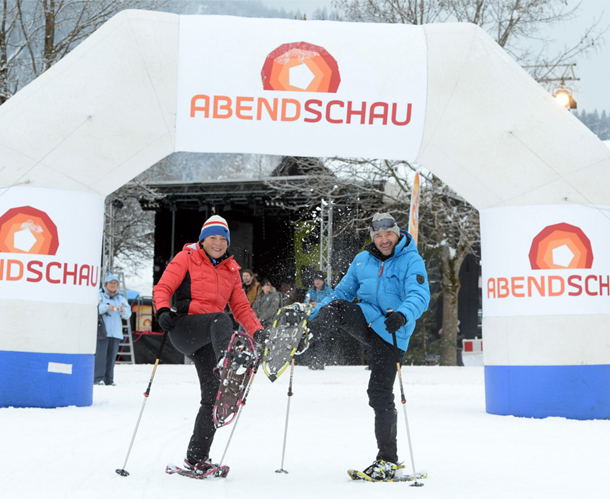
[0,206,59,255]
[261,41,341,93]
[529,223,593,270]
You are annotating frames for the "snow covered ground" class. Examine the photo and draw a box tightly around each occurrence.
[2,365,608,499]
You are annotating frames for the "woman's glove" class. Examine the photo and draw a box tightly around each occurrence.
[253,328,269,356]
[157,308,176,332]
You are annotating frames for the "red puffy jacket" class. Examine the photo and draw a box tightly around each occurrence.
[153,243,262,337]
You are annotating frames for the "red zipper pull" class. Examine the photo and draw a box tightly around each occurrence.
[378,263,384,277]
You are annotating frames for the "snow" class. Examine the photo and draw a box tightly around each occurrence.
[2,365,608,498]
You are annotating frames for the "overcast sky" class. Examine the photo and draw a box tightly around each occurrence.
[259,0,610,114]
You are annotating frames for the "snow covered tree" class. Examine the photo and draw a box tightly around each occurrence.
[574,109,610,140]
[421,175,479,365]
[0,0,166,105]
[102,178,162,276]
[0,0,19,103]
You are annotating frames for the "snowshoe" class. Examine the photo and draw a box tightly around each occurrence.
[347,460,427,483]
[347,469,427,483]
[213,331,258,428]
[262,303,312,382]
[166,457,230,479]
[348,459,404,481]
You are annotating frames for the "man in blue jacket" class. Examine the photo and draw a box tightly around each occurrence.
[308,213,430,481]
[305,271,334,306]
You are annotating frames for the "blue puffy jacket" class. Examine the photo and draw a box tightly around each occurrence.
[98,288,131,340]
[310,232,430,351]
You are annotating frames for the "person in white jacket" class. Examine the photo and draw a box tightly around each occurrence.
[95,274,131,386]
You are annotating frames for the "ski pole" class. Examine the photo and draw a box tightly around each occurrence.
[396,360,423,486]
[386,308,423,486]
[275,357,296,474]
[116,329,169,477]
[216,360,260,473]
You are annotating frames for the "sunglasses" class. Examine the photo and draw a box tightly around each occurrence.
[370,219,396,232]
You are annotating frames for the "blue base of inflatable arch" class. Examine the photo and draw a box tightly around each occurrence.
[485,365,610,420]
[0,350,94,408]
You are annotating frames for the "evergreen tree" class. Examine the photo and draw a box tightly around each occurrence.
[575,109,610,140]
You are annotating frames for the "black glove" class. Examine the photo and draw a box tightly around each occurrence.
[253,328,269,355]
[253,328,269,344]
[384,311,406,335]
[157,309,176,332]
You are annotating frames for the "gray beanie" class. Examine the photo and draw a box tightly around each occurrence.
[370,213,401,239]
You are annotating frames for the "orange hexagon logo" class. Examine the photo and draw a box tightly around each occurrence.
[261,41,341,93]
[0,206,59,255]
[529,223,593,270]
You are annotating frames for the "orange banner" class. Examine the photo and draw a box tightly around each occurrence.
[408,172,420,245]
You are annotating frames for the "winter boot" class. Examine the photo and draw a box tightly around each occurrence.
[183,457,217,478]
[213,357,225,380]
[229,339,255,375]
[214,340,255,378]
[308,358,325,370]
[361,459,404,481]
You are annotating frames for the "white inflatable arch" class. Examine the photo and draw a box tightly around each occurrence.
[0,10,608,418]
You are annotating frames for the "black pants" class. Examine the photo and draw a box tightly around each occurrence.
[309,299,402,463]
[169,312,234,463]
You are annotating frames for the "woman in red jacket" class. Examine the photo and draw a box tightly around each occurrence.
[153,215,265,476]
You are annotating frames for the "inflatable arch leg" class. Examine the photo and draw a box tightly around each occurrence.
[0,187,104,408]
[481,205,610,420]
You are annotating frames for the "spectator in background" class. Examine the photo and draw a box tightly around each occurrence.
[95,274,131,386]
[305,271,334,307]
[280,282,298,306]
[253,279,282,328]
[241,269,261,306]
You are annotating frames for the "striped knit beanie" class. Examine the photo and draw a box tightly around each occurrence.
[198,215,230,246]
